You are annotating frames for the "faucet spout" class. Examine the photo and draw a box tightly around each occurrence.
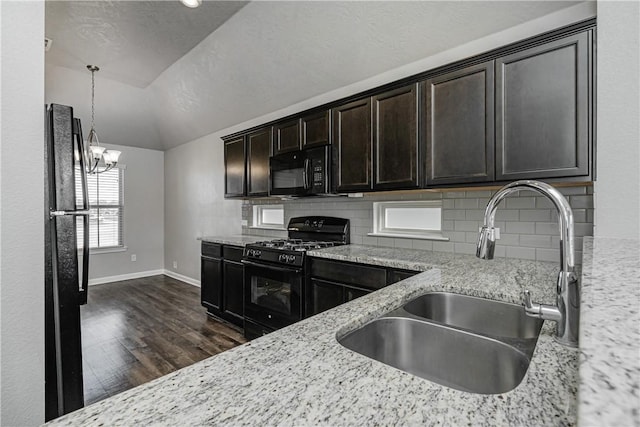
[476,180,580,347]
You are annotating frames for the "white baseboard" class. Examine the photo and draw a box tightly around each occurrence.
[88,269,165,286]
[88,268,200,287]
[162,269,200,287]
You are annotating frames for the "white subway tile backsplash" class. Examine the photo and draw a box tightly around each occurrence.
[454,220,480,232]
[243,186,592,264]
[394,239,414,249]
[505,221,536,234]
[443,231,467,242]
[464,209,486,221]
[442,199,455,209]
[536,248,560,263]
[412,240,433,251]
[519,209,551,222]
[433,241,455,253]
[497,233,520,246]
[535,222,559,235]
[505,197,537,209]
[568,195,594,209]
[505,246,536,260]
[519,234,552,248]
[454,198,479,209]
[454,242,477,255]
[443,210,466,220]
[494,209,520,221]
[377,237,395,248]
[559,186,587,196]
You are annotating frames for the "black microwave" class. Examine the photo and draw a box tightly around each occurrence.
[269,146,331,196]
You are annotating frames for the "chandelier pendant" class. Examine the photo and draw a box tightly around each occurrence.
[85,65,121,174]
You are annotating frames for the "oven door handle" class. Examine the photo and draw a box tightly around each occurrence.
[241,259,303,274]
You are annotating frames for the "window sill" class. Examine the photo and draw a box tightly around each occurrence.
[249,226,288,231]
[90,246,128,255]
[367,232,449,242]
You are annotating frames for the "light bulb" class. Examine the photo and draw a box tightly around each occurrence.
[102,150,121,165]
[180,0,202,8]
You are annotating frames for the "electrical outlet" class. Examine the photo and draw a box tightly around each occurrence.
[131,254,137,262]
[173,261,178,269]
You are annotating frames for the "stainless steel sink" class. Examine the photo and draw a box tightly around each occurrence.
[401,292,543,339]
[337,292,543,394]
[339,317,533,394]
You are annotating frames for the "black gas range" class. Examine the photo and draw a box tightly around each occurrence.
[241,217,349,339]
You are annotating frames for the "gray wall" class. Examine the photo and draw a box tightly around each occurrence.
[88,144,165,283]
[0,2,45,424]
[164,133,242,283]
[594,1,640,240]
[244,186,594,265]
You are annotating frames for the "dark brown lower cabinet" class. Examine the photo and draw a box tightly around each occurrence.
[201,242,244,328]
[306,257,419,317]
[201,255,222,312]
[222,261,244,324]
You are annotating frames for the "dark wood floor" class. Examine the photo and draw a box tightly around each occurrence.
[81,275,246,405]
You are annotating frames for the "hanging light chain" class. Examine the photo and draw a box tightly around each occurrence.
[87,65,99,132]
[91,68,95,129]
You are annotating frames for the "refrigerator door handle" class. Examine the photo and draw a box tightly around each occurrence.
[50,210,90,217]
[74,118,90,304]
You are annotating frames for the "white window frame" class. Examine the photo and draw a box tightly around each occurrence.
[76,165,126,252]
[251,204,286,230]
[369,200,448,241]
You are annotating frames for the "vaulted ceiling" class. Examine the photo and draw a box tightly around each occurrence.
[44,1,582,151]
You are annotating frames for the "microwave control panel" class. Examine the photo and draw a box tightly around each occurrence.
[312,158,324,190]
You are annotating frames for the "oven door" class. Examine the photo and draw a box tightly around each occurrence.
[241,259,303,329]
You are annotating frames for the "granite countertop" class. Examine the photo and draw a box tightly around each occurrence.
[578,237,639,425]
[198,234,266,247]
[46,238,638,426]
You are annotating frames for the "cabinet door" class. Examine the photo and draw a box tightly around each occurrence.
[424,62,495,185]
[373,84,420,190]
[224,137,246,197]
[201,256,222,312]
[274,119,300,155]
[223,261,244,325]
[307,279,344,317]
[332,98,372,192]
[344,286,369,303]
[302,110,330,148]
[496,32,591,180]
[246,127,272,196]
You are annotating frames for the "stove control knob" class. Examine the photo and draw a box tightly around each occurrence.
[249,249,261,257]
[288,255,296,263]
[278,254,287,263]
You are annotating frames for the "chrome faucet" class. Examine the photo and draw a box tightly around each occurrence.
[476,180,580,347]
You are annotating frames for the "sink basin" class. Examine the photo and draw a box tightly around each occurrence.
[402,292,543,339]
[338,317,533,394]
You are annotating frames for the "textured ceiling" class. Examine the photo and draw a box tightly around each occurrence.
[45,1,585,151]
[45,0,248,87]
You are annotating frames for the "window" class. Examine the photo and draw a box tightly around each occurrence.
[371,200,447,240]
[75,166,125,249]
[252,204,285,229]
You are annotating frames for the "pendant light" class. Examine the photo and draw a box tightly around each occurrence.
[86,65,121,174]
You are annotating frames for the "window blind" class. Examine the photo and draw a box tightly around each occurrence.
[75,166,124,249]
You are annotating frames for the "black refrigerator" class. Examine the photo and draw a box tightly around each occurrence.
[45,104,90,421]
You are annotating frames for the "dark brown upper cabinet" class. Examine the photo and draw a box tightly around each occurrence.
[332,98,372,192]
[496,31,591,180]
[224,137,246,198]
[273,119,300,155]
[372,84,420,190]
[423,61,495,185]
[246,127,272,197]
[302,110,331,148]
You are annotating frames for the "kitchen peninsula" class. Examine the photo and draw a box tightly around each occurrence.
[46,237,639,426]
